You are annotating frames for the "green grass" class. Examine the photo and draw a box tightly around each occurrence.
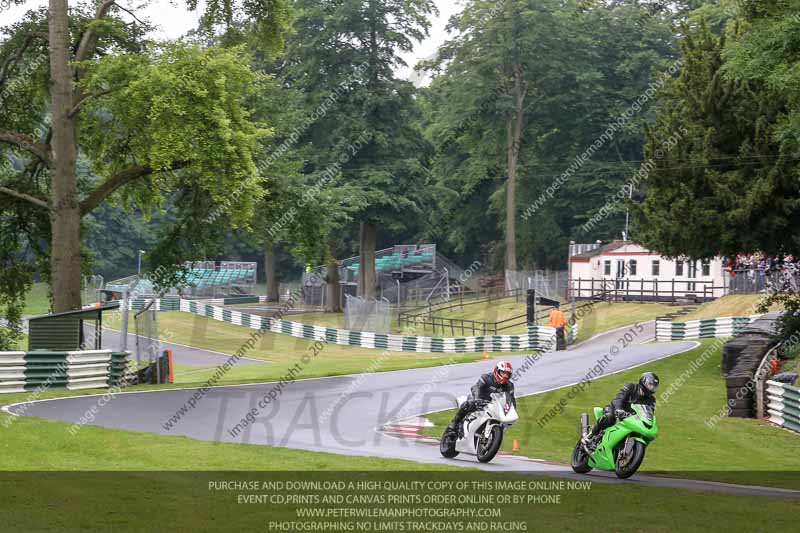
[105,311,483,384]
[22,282,50,316]
[423,340,800,488]
[572,301,675,343]
[4,471,798,532]
[11,333,27,351]
[682,294,782,321]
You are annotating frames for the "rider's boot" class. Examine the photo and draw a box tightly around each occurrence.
[446,418,465,439]
[581,427,598,451]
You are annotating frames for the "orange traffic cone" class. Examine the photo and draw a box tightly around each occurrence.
[512,439,520,452]
[483,351,490,359]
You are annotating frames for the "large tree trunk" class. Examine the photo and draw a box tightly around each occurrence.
[505,64,526,274]
[358,221,377,300]
[325,256,341,313]
[49,0,82,312]
[264,241,279,302]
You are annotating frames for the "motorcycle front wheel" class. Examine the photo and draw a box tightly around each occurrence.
[570,441,593,474]
[614,440,646,479]
[476,425,503,463]
[439,429,459,458]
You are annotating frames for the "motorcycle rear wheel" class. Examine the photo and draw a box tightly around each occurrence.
[439,429,459,458]
[614,440,645,479]
[476,425,503,463]
[570,441,593,474]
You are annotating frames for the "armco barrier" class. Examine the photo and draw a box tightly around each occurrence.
[655,315,762,341]
[0,350,130,394]
[766,380,800,433]
[179,300,556,353]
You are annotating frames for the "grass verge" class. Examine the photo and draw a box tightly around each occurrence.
[22,282,50,317]
[2,470,797,531]
[682,294,782,321]
[572,301,675,343]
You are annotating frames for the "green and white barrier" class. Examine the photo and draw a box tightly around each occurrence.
[655,315,762,341]
[766,380,800,433]
[179,300,556,353]
[129,297,181,311]
[0,350,129,394]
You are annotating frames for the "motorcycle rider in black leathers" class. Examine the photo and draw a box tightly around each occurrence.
[446,361,516,437]
[582,372,659,448]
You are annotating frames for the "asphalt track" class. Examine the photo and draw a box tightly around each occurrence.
[5,320,800,498]
[94,326,269,367]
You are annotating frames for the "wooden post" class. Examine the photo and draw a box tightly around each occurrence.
[671,279,675,304]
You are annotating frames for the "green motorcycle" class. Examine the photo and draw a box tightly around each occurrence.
[570,404,658,479]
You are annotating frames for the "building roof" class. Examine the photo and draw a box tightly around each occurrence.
[570,240,628,260]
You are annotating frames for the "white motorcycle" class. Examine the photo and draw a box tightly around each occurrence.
[439,392,519,463]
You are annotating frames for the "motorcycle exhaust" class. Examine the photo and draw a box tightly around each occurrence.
[580,412,589,436]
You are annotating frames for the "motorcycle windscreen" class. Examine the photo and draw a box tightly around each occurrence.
[632,403,654,421]
[495,391,518,422]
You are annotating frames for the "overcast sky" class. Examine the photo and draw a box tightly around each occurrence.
[1,1,462,81]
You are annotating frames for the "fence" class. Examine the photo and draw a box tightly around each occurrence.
[655,315,762,341]
[727,267,800,294]
[506,270,568,300]
[82,274,104,305]
[345,295,391,333]
[765,380,800,433]
[755,344,781,419]
[569,278,726,303]
[179,299,557,353]
[0,350,129,393]
[133,300,159,379]
[398,288,534,336]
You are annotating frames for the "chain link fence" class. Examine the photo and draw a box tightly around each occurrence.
[133,299,161,382]
[344,295,391,333]
[82,274,104,304]
[505,270,568,301]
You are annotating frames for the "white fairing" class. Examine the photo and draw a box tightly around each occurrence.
[454,392,518,456]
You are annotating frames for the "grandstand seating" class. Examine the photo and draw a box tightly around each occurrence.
[184,267,254,290]
[346,251,436,277]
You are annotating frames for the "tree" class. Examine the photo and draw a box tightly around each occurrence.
[634,14,799,259]
[428,0,567,272]
[282,0,435,299]
[0,1,290,313]
[423,0,677,270]
[634,3,800,337]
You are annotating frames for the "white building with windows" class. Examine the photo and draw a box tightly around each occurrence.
[568,241,726,301]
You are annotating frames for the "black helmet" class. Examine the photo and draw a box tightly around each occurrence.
[639,372,659,396]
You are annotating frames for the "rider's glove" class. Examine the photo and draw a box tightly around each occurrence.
[614,409,629,419]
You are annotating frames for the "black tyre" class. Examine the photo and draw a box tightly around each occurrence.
[726,397,754,410]
[439,429,459,458]
[570,441,593,474]
[476,425,503,463]
[614,440,645,479]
